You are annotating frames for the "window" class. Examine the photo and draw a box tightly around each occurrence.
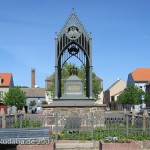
[139,86,143,90]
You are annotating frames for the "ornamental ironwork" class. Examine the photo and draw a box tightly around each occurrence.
[66,26,81,40]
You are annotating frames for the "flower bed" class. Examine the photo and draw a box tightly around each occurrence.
[99,140,139,150]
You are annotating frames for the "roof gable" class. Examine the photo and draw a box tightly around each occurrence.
[105,79,126,91]
[131,68,150,81]
[0,73,13,87]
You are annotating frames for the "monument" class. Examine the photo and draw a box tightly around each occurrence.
[42,10,105,125]
[54,10,93,102]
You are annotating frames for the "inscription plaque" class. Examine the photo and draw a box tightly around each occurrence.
[67,84,81,92]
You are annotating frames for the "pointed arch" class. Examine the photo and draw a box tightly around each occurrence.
[54,11,93,99]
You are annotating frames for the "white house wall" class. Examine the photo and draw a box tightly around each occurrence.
[26,97,45,113]
[135,82,146,92]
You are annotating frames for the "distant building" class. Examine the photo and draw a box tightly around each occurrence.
[20,69,46,113]
[0,73,14,102]
[21,88,45,113]
[104,79,126,107]
[145,81,150,107]
[127,68,150,92]
[45,74,54,90]
[145,81,150,93]
[0,73,14,113]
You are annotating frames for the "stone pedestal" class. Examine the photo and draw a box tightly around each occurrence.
[42,102,106,129]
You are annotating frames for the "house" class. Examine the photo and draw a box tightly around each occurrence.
[145,81,150,107]
[145,81,150,93]
[104,79,126,108]
[20,69,46,113]
[45,74,54,90]
[21,88,45,113]
[0,73,14,113]
[0,73,14,102]
[127,68,150,92]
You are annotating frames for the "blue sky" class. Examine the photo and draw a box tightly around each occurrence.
[0,0,150,90]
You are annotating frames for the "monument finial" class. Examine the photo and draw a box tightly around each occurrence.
[72,8,75,14]
[70,67,78,76]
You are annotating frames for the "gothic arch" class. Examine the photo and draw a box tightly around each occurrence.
[54,11,93,99]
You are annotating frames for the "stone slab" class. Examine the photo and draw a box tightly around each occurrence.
[56,140,99,150]
[17,144,56,150]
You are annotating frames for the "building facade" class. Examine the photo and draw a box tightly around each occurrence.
[127,68,150,92]
[21,88,45,113]
[0,73,14,102]
[104,79,126,107]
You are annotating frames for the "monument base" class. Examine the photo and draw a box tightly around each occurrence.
[42,101,106,128]
[52,97,95,106]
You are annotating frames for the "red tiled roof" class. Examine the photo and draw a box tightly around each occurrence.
[132,68,150,81]
[0,73,12,86]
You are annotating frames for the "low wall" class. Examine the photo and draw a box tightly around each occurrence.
[136,140,150,149]
[17,143,56,150]
[56,140,99,150]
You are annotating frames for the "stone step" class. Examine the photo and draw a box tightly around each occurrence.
[56,141,99,150]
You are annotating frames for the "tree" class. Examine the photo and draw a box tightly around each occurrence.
[48,63,102,100]
[119,84,145,105]
[92,72,103,100]
[144,92,150,104]
[3,87,26,110]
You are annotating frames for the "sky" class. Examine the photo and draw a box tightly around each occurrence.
[0,0,150,90]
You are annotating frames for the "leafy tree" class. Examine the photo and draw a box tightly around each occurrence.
[14,86,29,88]
[48,63,102,100]
[118,84,145,105]
[144,92,150,103]
[3,87,26,110]
[92,73,103,100]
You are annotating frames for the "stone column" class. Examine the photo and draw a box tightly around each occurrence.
[22,107,26,119]
[14,107,17,123]
[1,108,6,128]
[131,109,136,126]
[143,109,148,130]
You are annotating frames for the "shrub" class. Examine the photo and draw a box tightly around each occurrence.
[14,118,42,128]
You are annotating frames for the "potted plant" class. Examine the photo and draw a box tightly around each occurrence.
[42,101,48,105]
[30,100,36,106]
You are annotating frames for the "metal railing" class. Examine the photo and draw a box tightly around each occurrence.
[0,109,150,141]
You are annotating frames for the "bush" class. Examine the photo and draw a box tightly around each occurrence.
[42,101,48,105]
[30,100,36,106]
[14,118,42,128]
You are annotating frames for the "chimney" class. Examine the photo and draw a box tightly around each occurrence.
[31,68,35,88]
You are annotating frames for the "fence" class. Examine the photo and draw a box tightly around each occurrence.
[0,108,150,141]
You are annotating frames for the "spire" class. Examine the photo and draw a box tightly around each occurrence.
[57,9,90,39]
